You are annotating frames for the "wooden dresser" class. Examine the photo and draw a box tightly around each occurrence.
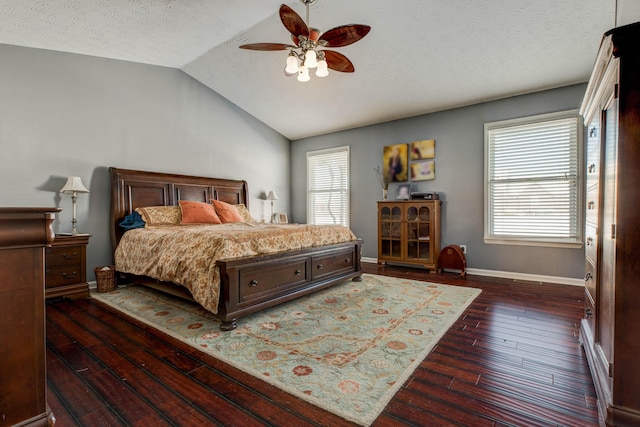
[579,22,640,426]
[377,200,441,270]
[45,234,90,299]
[0,207,58,426]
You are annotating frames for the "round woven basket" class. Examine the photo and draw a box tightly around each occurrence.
[95,265,116,293]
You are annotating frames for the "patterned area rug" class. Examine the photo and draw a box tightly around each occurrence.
[92,273,481,426]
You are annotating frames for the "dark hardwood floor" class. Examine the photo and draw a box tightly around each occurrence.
[45,264,599,426]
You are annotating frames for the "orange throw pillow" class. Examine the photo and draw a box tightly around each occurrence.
[212,200,244,223]
[179,200,221,224]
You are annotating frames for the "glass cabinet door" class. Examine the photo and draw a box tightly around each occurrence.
[406,204,431,261]
[379,204,403,259]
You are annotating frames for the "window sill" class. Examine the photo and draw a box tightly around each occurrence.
[483,237,584,249]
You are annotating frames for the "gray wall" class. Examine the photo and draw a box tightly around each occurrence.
[0,44,290,280]
[1,42,587,281]
[291,84,587,280]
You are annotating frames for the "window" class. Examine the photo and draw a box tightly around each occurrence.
[307,146,350,227]
[484,111,582,247]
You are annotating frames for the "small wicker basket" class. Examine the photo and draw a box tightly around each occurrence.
[95,265,116,293]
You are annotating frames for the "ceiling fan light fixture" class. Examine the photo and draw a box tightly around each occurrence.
[285,53,299,74]
[304,49,318,68]
[316,59,329,77]
[297,65,311,82]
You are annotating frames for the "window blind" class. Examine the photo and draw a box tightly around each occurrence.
[307,146,349,227]
[485,112,581,245]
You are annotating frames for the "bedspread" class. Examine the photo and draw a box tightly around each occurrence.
[114,222,357,314]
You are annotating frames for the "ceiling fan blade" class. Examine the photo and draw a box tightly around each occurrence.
[280,4,309,39]
[320,24,371,47]
[239,43,294,51]
[321,50,355,73]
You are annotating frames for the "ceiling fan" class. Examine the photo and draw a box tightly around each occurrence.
[239,0,371,82]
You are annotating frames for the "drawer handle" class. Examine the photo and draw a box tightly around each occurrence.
[345,258,351,264]
[295,269,302,276]
[585,307,593,318]
[249,280,258,287]
[62,252,78,259]
[317,264,324,270]
[62,271,78,279]
[585,272,593,281]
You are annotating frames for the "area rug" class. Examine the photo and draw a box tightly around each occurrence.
[92,273,481,426]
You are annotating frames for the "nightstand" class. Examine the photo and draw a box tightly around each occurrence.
[45,234,90,299]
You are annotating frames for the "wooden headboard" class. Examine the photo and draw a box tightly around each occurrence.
[109,167,249,250]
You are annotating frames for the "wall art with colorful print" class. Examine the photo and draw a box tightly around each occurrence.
[410,139,435,160]
[411,160,436,181]
[383,143,408,182]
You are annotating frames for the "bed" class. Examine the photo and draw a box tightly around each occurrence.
[109,167,363,330]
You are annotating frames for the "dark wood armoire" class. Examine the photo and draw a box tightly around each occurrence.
[0,208,59,426]
[579,22,640,426]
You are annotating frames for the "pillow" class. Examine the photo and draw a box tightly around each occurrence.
[135,206,182,227]
[119,211,146,230]
[212,200,244,223]
[179,200,221,224]
[234,204,254,223]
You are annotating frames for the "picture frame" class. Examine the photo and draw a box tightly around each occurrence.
[411,160,436,181]
[275,212,288,224]
[397,184,411,199]
[410,139,435,160]
[383,143,408,182]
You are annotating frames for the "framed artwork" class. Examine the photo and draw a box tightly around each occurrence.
[397,184,411,199]
[383,143,408,182]
[275,213,288,223]
[410,139,435,160]
[411,160,436,181]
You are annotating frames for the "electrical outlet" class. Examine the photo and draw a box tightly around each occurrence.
[459,244,467,254]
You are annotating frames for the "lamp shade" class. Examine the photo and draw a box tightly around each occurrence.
[60,176,89,194]
[266,190,279,201]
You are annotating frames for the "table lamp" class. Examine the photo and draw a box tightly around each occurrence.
[266,190,278,223]
[60,176,89,234]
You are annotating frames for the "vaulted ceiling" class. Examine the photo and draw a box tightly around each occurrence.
[2,1,639,139]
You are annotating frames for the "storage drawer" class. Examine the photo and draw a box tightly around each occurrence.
[46,245,83,267]
[583,287,596,341]
[311,247,356,281]
[46,264,81,287]
[585,187,599,226]
[585,223,598,265]
[239,258,309,302]
[586,144,600,190]
[585,260,597,307]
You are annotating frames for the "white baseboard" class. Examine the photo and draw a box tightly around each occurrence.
[361,257,583,287]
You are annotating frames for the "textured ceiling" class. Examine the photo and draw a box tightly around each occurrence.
[2,0,639,140]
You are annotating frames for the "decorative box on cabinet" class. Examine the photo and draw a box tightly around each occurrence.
[0,207,58,427]
[579,22,640,426]
[377,200,441,270]
[45,234,90,299]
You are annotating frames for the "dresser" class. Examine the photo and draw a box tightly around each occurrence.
[579,22,640,426]
[377,200,441,270]
[0,207,58,427]
[45,234,90,299]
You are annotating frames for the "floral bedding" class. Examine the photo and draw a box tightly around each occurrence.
[114,222,357,314]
